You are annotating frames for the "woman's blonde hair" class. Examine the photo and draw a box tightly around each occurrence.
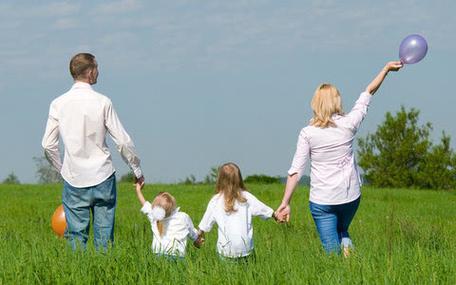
[152,192,177,236]
[216,162,247,213]
[310,83,344,128]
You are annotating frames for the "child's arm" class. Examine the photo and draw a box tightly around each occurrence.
[135,182,146,206]
[246,192,275,220]
[192,200,215,248]
[184,214,205,248]
[198,201,216,233]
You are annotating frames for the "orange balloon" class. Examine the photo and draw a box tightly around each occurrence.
[51,205,67,237]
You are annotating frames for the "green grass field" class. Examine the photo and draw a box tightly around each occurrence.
[1,183,455,284]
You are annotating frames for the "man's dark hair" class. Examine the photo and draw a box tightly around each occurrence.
[69,53,97,80]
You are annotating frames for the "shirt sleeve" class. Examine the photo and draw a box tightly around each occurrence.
[104,100,143,178]
[344,92,372,132]
[245,192,274,220]
[185,215,199,241]
[140,201,153,215]
[41,101,62,172]
[198,200,216,233]
[287,129,310,180]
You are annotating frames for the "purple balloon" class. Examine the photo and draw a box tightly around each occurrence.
[399,34,428,64]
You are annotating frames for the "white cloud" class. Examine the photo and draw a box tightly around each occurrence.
[0,0,453,74]
[44,2,80,17]
[53,18,79,30]
[8,2,81,18]
[94,0,141,15]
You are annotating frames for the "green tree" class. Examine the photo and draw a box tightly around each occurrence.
[34,156,62,184]
[203,166,218,184]
[3,172,20,184]
[244,174,281,184]
[415,132,456,189]
[181,174,197,185]
[357,107,456,189]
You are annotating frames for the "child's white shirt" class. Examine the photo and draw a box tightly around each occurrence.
[141,201,198,257]
[198,191,273,258]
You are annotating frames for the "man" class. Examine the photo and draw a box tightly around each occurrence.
[42,53,144,250]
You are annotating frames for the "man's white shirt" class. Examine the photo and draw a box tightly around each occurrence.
[42,81,142,187]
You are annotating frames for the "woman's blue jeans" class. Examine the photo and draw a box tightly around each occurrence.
[309,197,360,254]
[62,173,117,251]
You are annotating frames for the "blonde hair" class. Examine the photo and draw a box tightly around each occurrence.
[310,83,344,128]
[152,192,177,236]
[216,163,247,213]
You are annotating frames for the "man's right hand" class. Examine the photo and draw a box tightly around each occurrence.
[135,176,145,188]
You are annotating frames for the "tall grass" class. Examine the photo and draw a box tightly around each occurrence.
[0,184,455,284]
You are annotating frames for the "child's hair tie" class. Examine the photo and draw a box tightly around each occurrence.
[151,206,166,221]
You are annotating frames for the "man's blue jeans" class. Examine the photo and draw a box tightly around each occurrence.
[309,197,360,254]
[62,173,116,250]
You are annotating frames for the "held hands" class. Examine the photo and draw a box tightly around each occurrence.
[135,175,145,190]
[133,176,146,205]
[193,230,205,248]
[274,204,291,223]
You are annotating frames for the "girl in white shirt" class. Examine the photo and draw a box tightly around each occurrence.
[135,184,203,258]
[197,162,277,259]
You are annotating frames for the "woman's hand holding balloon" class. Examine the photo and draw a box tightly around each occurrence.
[366,60,403,95]
[384,61,403,73]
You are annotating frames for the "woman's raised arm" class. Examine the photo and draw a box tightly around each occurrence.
[365,61,403,95]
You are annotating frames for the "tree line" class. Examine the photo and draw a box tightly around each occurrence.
[2,107,455,189]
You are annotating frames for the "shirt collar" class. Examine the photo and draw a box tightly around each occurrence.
[71,81,93,90]
[163,207,180,220]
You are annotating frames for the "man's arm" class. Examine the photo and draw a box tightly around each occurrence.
[104,100,144,180]
[42,102,62,172]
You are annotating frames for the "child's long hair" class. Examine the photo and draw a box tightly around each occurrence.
[216,163,247,213]
[310,83,344,128]
[152,192,177,236]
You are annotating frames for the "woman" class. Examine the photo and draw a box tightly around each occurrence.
[275,61,403,255]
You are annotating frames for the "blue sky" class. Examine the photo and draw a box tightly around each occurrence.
[0,0,455,183]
